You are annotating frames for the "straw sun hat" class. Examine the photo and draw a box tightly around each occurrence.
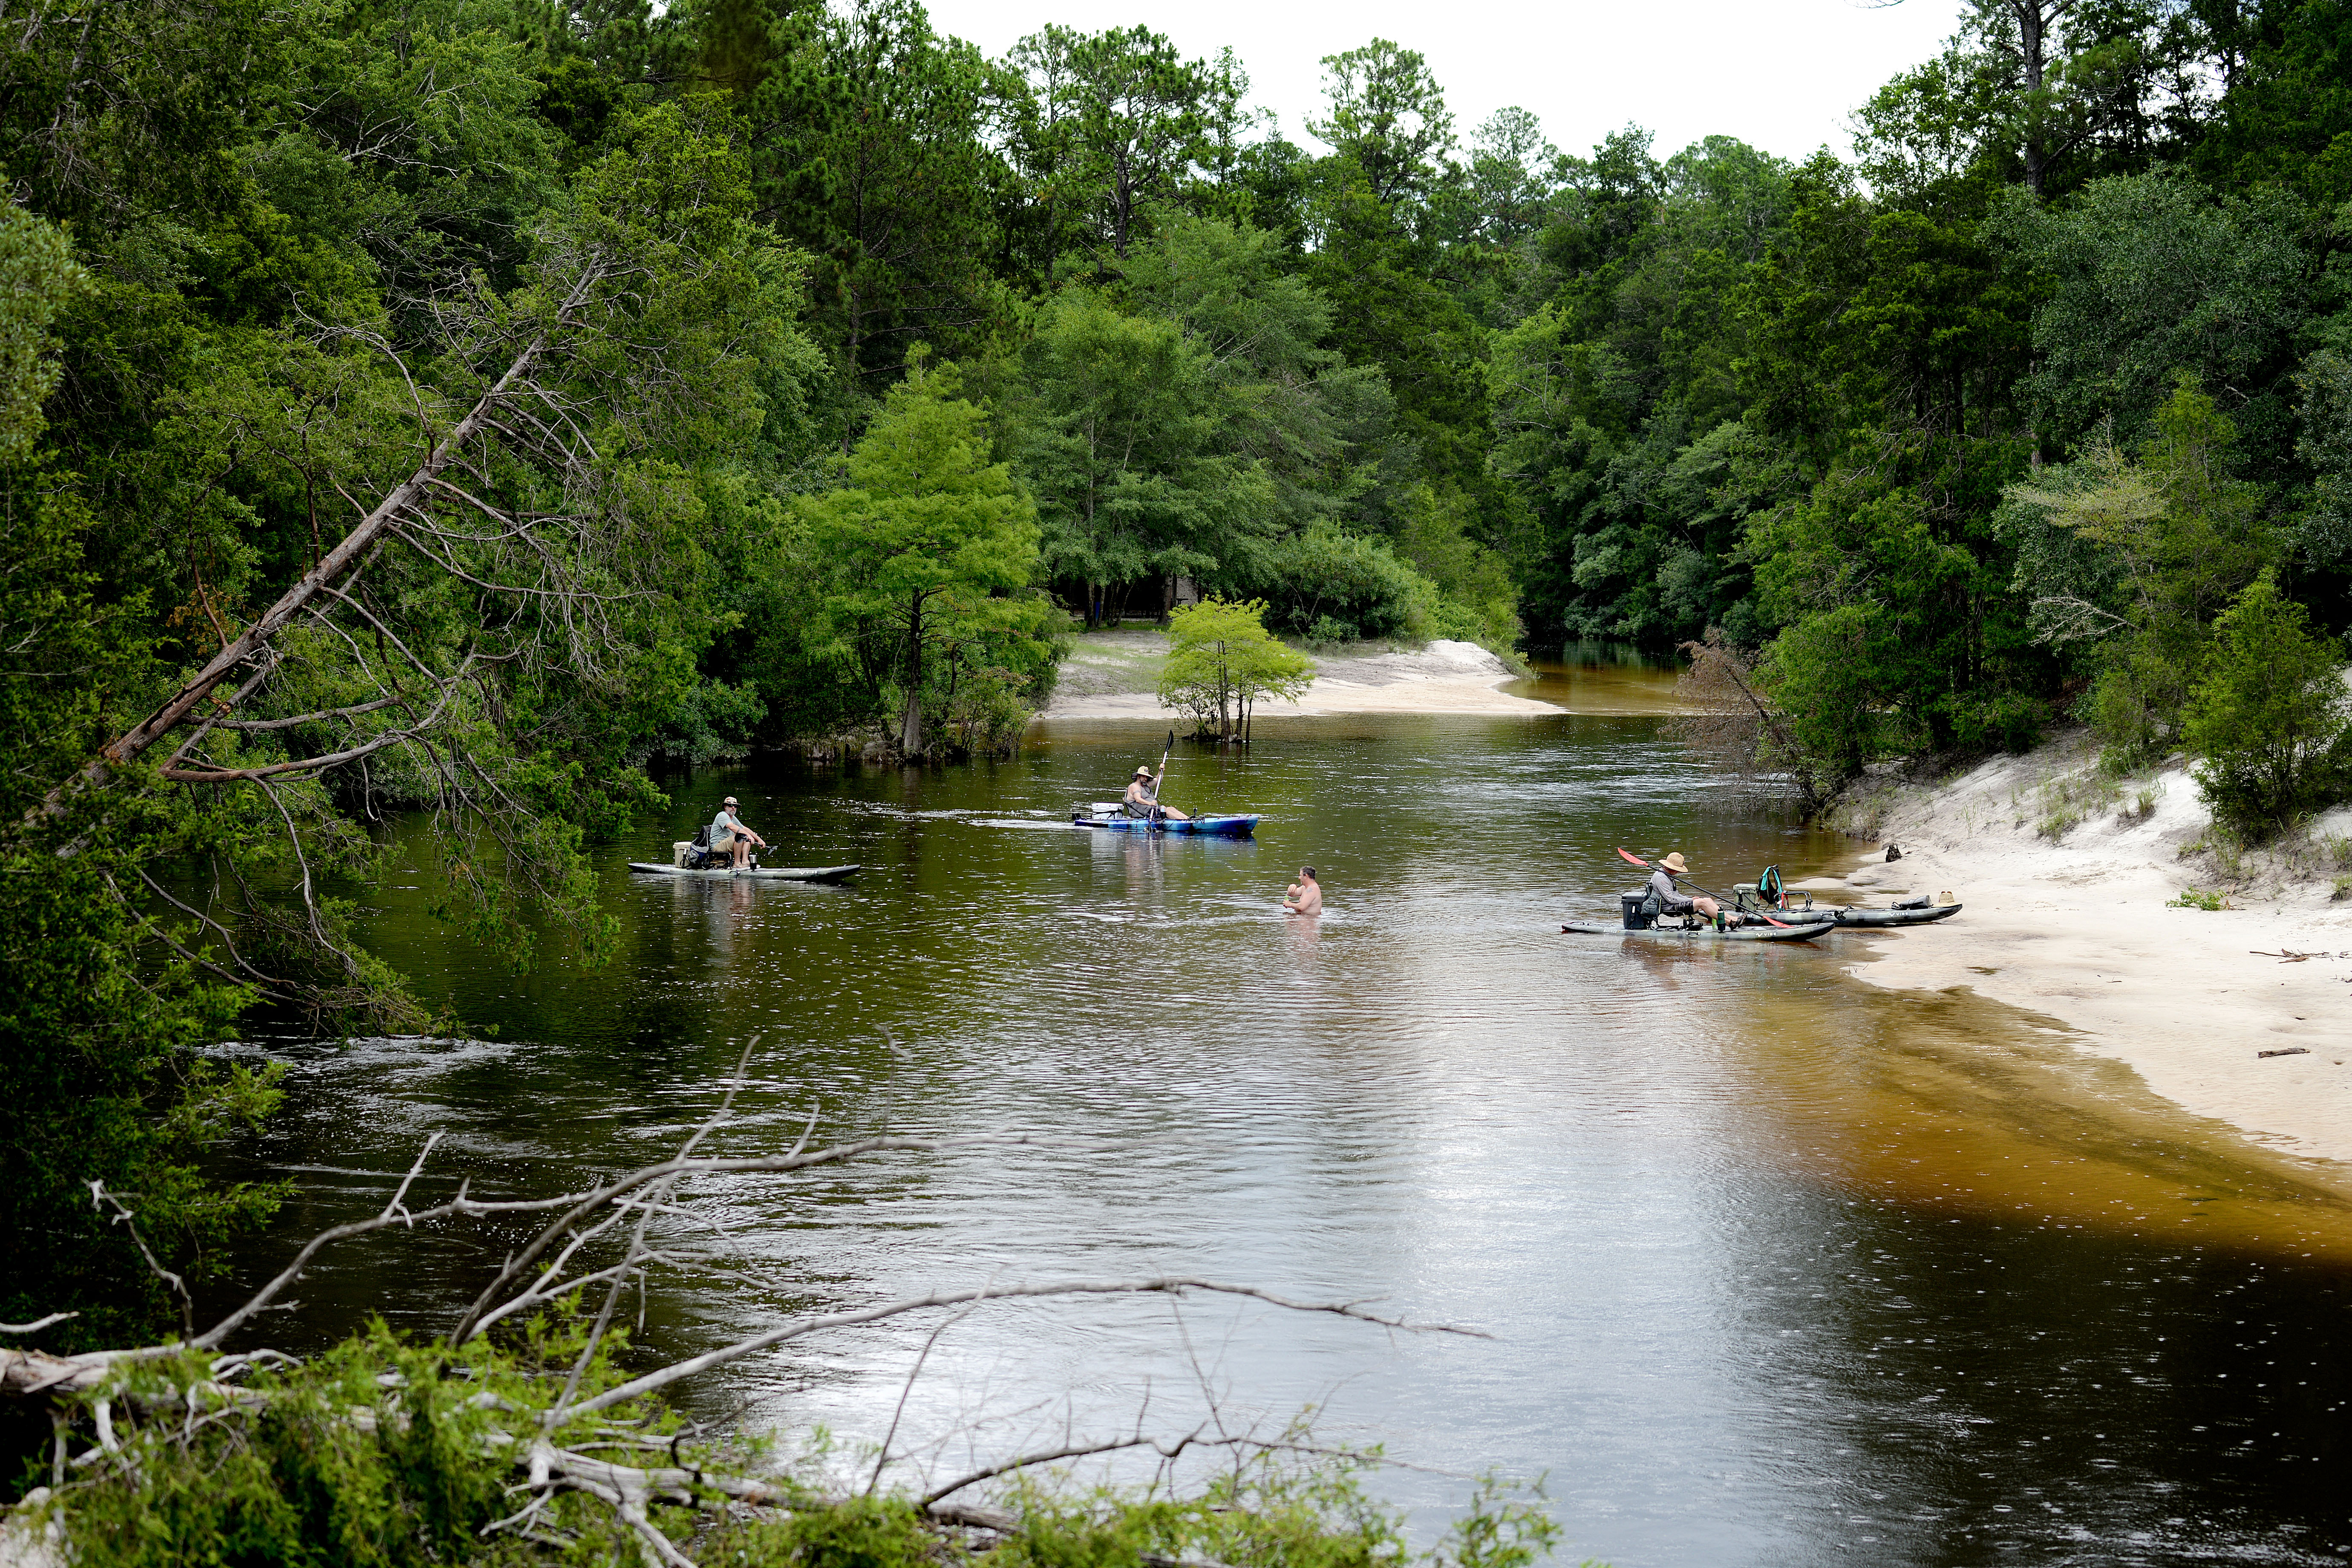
[1661,852,1689,873]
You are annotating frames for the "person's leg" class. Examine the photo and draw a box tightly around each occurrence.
[1694,896,1719,918]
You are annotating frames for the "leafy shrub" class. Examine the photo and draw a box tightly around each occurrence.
[1238,527,1427,643]
[1414,596,1490,643]
[2183,572,2352,841]
[26,1321,1562,1568]
[1755,604,1894,787]
[1943,689,2049,756]
[38,1321,678,1568]
[2088,646,2194,770]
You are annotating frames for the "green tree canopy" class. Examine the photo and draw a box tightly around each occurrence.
[800,355,1052,755]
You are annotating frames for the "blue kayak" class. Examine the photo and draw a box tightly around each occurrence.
[1072,811,1260,838]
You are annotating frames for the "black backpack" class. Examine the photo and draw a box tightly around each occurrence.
[1756,865,1785,908]
[692,824,712,849]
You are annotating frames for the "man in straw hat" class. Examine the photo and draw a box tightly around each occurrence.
[1121,764,1188,821]
[1648,852,1721,924]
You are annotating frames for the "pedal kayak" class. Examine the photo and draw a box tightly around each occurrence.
[627,862,860,883]
[1829,902,1962,927]
[1731,883,1961,928]
[1562,917,1836,943]
[1071,813,1259,838]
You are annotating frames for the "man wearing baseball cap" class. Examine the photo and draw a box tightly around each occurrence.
[709,795,768,869]
[1121,764,1188,821]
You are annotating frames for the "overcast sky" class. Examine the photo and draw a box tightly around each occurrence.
[922,0,1969,166]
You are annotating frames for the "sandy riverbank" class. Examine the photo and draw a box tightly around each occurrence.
[1806,741,2352,1168]
[1041,629,1560,718]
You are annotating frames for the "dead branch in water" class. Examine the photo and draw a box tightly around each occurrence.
[1,1051,1480,1568]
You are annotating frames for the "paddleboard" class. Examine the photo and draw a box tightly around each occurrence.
[627,862,860,883]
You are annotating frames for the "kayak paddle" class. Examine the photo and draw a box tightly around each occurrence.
[1615,847,1797,929]
[1152,728,1176,822]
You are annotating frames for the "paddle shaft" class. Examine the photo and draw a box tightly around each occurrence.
[1151,728,1176,822]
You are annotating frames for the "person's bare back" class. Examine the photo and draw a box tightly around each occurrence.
[1283,866,1322,916]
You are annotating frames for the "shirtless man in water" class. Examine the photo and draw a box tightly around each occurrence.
[1283,866,1322,916]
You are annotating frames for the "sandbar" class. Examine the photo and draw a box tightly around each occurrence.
[1041,633,1561,719]
[1810,746,2352,1170]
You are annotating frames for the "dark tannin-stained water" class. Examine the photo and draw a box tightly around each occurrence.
[209,664,2352,1568]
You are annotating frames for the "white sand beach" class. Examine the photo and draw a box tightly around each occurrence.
[1040,631,1559,718]
[1808,747,2352,1169]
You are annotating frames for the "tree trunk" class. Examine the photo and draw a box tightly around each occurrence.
[900,590,925,758]
[29,273,601,837]
[2012,0,2054,196]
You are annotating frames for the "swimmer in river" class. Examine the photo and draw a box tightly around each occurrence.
[1283,866,1322,916]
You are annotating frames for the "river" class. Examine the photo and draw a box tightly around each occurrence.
[212,658,2352,1568]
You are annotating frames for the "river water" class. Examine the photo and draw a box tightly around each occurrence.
[214,659,2352,1568]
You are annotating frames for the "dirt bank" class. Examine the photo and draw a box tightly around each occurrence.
[1042,629,1558,718]
[1806,741,2352,1167]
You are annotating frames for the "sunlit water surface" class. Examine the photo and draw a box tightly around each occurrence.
[210,660,2352,1568]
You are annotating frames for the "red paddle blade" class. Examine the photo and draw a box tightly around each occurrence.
[1615,847,1649,867]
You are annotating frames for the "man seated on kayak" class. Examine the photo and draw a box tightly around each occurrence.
[1649,852,1727,925]
[710,796,768,868]
[1121,765,1189,821]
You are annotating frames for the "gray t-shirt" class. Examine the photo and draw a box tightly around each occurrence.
[1649,867,1693,913]
[710,808,743,844]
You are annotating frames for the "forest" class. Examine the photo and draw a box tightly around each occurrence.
[6,0,2352,1552]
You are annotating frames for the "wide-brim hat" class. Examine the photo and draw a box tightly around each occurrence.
[1661,852,1689,873]
[722,796,739,806]
[1133,766,1154,777]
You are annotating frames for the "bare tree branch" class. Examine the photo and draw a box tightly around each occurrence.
[560,1279,1476,1427]
[208,698,404,732]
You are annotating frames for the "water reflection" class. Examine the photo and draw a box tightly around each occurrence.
[210,699,2352,1568]
[1502,646,1685,715]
